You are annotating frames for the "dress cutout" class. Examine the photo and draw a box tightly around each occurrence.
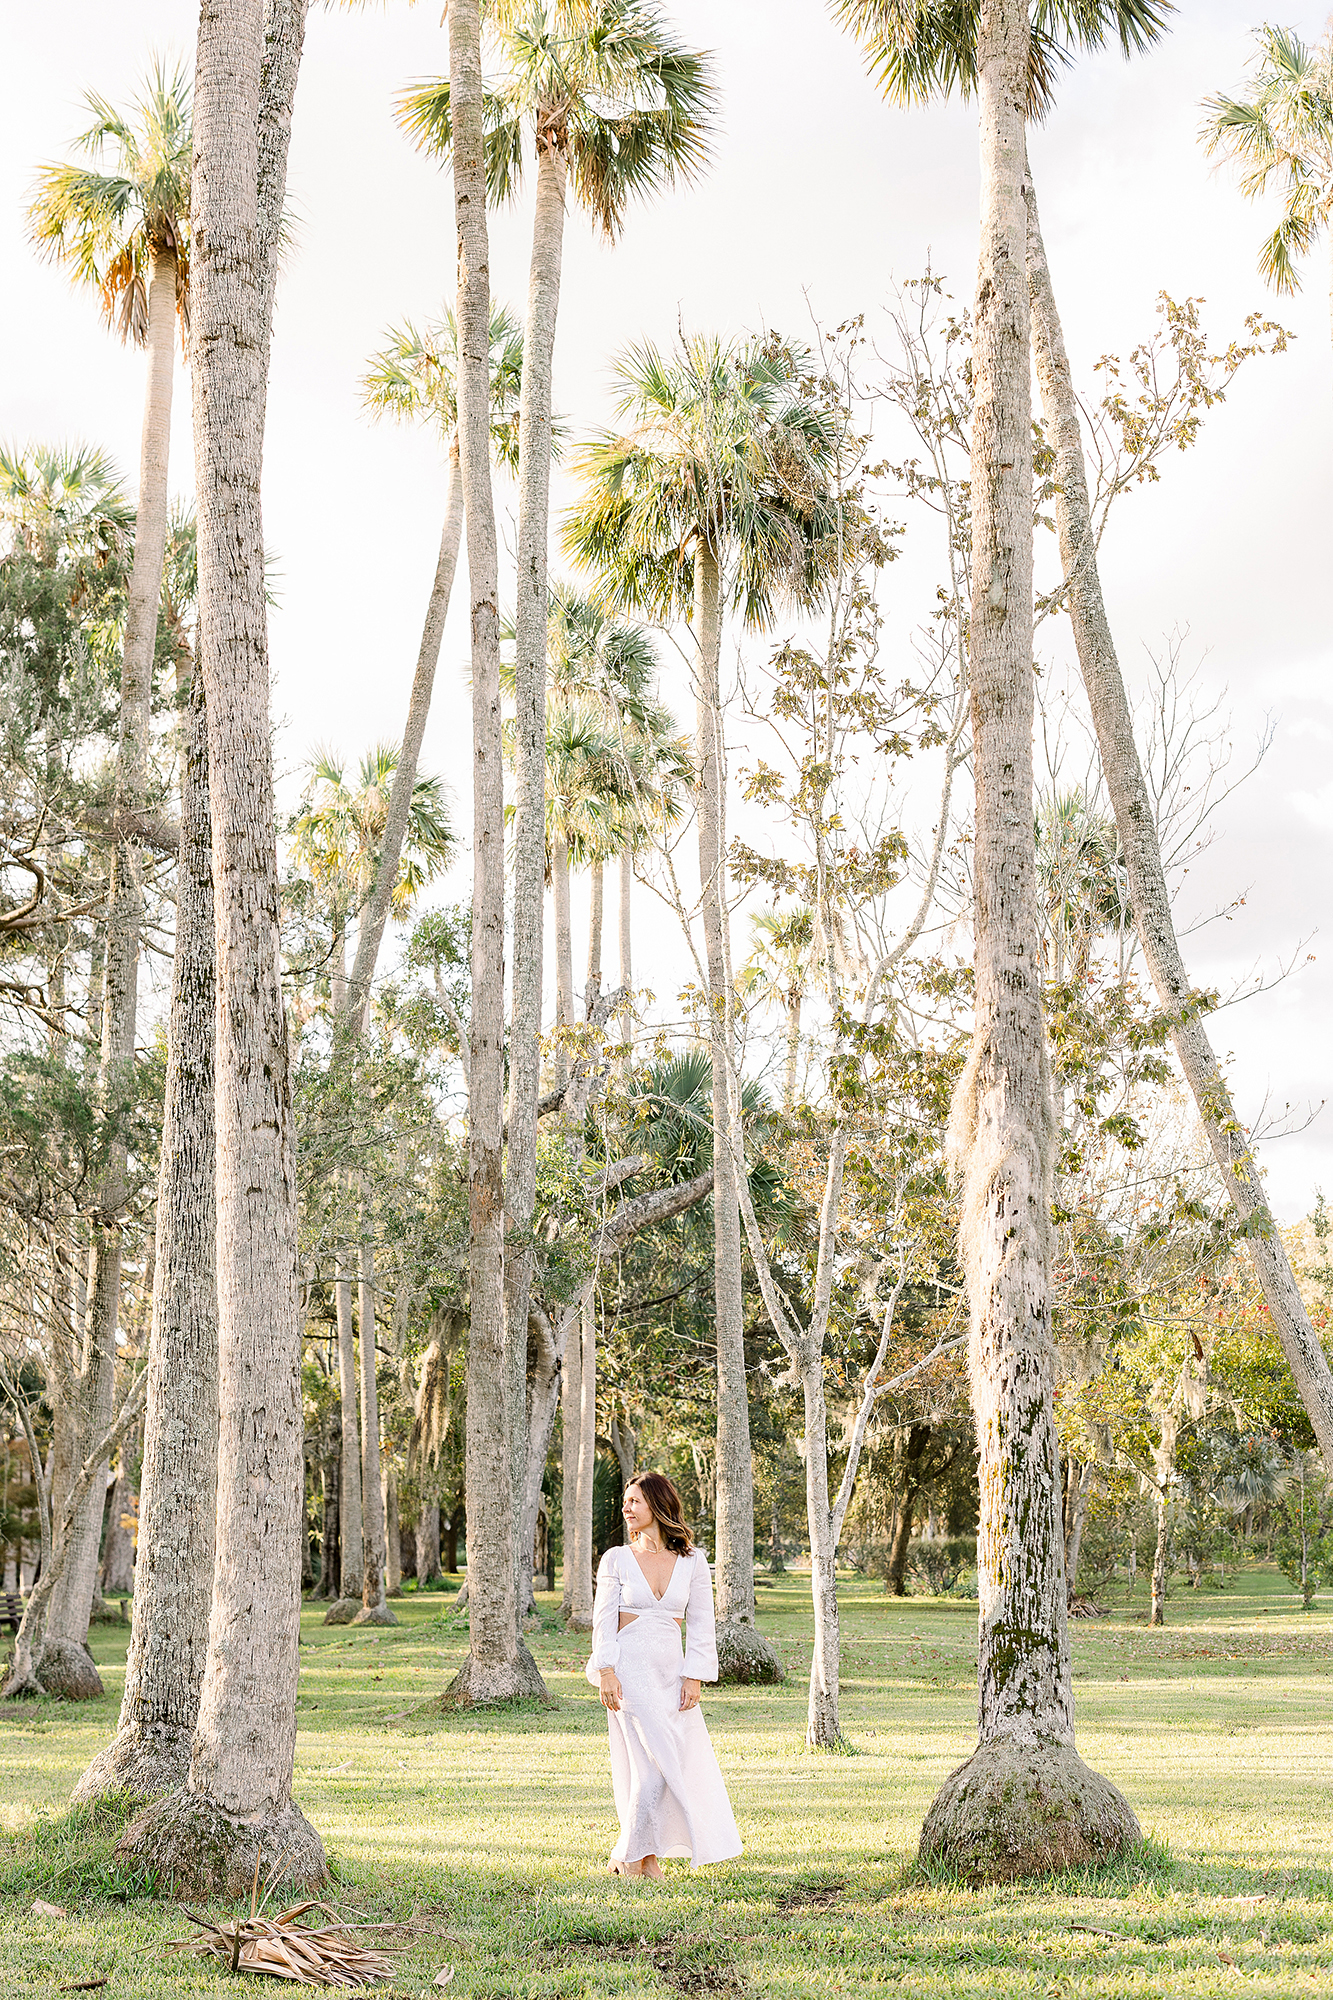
[586,1545,743,1869]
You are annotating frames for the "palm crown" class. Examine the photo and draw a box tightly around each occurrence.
[361,303,526,470]
[562,334,843,628]
[293,743,455,923]
[1202,25,1333,298]
[397,0,716,239]
[830,1,1173,117]
[28,59,191,344]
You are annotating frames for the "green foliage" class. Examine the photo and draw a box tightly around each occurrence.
[1273,1455,1333,1607]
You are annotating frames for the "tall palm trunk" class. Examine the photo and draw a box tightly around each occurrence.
[446,0,546,1708]
[47,241,179,1661]
[618,846,633,1061]
[783,991,802,1112]
[343,443,464,1035]
[1024,167,1333,1466]
[74,658,218,1804]
[560,1310,581,1620]
[586,857,604,1002]
[566,1294,597,1629]
[920,0,1137,1880]
[552,829,574,1083]
[694,541,770,1675]
[329,1244,363,1611]
[505,120,568,1634]
[355,1221,394,1624]
[117,0,326,1898]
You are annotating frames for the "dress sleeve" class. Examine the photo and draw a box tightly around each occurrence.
[585,1550,622,1683]
[682,1549,720,1682]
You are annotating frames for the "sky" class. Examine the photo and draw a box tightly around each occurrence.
[4,1,1332,1220]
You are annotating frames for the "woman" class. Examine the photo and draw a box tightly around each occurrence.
[586,1470,742,1878]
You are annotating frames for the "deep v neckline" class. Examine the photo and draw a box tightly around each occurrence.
[628,1545,680,1602]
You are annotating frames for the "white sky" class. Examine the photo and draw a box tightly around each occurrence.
[5,1,1332,1220]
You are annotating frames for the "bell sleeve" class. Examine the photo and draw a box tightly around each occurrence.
[584,1549,623,1686]
[681,1549,720,1683]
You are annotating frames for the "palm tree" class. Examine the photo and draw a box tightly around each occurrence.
[1034,791,1126,985]
[293,743,453,1624]
[27,67,191,1656]
[740,905,818,1112]
[564,332,839,1675]
[351,303,524,1035]
[401,5,718,1621]
[114,0,324,1900]
[1203,25,1333,355]
[832,0,1148,1874]
[435,0,548,1709]
[838,0,1333,1477]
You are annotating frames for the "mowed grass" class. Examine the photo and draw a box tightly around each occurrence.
[2,1565,1331,1997]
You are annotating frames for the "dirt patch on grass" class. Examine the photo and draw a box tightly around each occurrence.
[546,1930,744,1995]
[776,1876,846,1914]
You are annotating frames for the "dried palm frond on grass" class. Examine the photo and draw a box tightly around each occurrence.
[174,1900,394,1986]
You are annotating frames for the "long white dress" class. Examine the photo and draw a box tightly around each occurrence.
[585,1544,742,1869]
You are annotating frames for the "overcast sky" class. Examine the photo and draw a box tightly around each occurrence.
[6,2,1332,1219]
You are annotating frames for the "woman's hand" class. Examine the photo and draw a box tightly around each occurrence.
[679,1676,702,1712]
[598,1668,624,1712]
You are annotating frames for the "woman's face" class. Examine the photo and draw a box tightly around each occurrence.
[622,1484,656,1539]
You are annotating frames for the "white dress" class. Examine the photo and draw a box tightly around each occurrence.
[585,1544,742,1869]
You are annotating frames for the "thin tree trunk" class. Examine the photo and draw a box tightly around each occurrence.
[519,1309,562,1621]
[447,0,545,1708]
[568,1293,597,1630]
[100,1461,136,1596]
[344,446,464,1034]
[384,1467,402,1597]
[415,1499,440,1585]
[74,658,219,1802]
[116,0,325,1897]
[331,1248,363,1605]
[694,541,759,1644]
[618,847,633,1062]
[1025,169,1333,1466]
[783,995,801,1113]
[801,1354,841,1747]
[553,831,573,1087]
[1065,1460,1093,1605]
[921,0,1137,1878]
[1150,1491,1169,1627]
[560,1305,581,1621]
[356,1224,394,1623]
[587,858,604,1003]
[886,1491,916,1598]
[505,126,567,1639]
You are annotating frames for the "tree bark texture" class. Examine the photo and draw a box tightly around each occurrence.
[117,0,326,1897]
[416,1500,441,1585]
[552,831,573,1088]
[568,1293,597,1629]
[560,1309,580,1620]
[504,130,568,1635]
[618,848,633,1060]
[355,1227,394,1624]
[384,1466,402,1596]
[74,662,219,1803]
[921,0,1138,1882]
[1150,1491,1169,1627]
[587,859,603,1001]
[1024,169,1333,1467]
[447,0,546,1710]
[694,543,757,1634]
[331,1248,363,1608]
[801,1356,841,1746]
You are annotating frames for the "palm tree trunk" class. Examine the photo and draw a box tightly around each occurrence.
[48,247,179,1657]
[560,1315,581,1620]
[74,658,218,1803]
[505,127,568,1637]
[116,0,326,1898]
[921,0,1137,1880]
[384,1467,402,1596]
[356,1223,394,1624]
[329,1244,363,1610]
[568,1294,597,1630]
[1024,167,1333,1466]
[446,0,546,1709]
[618,847,633,1062]
[553,830,574,1084]
[801,1352,841,1747]
[343,444,464,1035]
[783,994,801,1113]
[587,858,604,1004]
[415,1498,440,1585]
[694,540,769,1674]
[1150,1491,1169,1627]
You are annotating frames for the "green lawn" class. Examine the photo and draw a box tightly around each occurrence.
[2,1565,1331,1997]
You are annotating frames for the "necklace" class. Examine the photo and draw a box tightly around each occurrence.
[633,1531,664,1554]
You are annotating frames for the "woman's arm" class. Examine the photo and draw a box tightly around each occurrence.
[585,1550,623,1695]
[681,1549,720,1682]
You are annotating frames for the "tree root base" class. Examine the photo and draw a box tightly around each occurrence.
[715,1620,785,1686]
[71,1722,193,1806]
[31,1639,106,1701]
[115,1790,328,1901]
[919,1736,1142,1884]
[351,1604,399,1627]
[321,1598,360,1626]
[442,1640,550,1709]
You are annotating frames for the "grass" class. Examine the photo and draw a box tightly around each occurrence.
[2,1564,1331,1997]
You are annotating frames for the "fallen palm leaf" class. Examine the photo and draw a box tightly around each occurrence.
[173,1905,394,1986]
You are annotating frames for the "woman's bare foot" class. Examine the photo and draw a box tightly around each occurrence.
[640,1856,665,1880]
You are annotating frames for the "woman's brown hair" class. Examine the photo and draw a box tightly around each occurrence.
[627,1471,694,1556]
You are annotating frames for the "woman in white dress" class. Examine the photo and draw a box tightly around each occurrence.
[586,1471,742,1878]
